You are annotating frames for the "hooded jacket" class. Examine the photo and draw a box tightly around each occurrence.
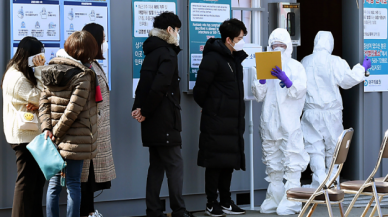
[193,38,248,170]
[132,28,182,147]
[39,50,98,160]
[301,31,365,111]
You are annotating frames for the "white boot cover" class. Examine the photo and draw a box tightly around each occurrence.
[277,172,302,215]
[260,173,285,214]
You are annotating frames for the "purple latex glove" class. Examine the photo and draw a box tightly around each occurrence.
[259,79,266,84]
[362,55,371,71]
[271,66,293,88]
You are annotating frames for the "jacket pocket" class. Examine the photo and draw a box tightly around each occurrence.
[215,95,225,116]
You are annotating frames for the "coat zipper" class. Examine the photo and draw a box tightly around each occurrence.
[227,62,234,73]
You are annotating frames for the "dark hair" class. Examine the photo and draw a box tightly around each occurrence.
[153,12,181,30]
[219,19,248,43]
[65,31,98,64]
[82,23,105,60]
[2,36,43,88]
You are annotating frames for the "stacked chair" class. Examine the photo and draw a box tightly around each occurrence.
[340,129,388,217]
[286,128,354,217]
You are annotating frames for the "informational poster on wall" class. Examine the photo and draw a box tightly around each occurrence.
[12,0,60,41]
[188,0,231,90]
[132,0,177,98]
[364,0,388,92]
[64,1,110,83]
[10,0,111,88]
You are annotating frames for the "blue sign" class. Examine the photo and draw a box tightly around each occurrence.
[364,1,388,92]
[188,0,231,90]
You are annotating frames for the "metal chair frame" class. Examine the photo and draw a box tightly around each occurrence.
[288,128,354,217]
[342,130,388,217]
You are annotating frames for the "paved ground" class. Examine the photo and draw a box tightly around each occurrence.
[192,205,388,217]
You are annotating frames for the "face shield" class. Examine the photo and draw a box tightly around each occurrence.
[271,41,287,53]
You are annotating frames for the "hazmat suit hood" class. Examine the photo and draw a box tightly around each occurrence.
[313,31,334,54]
[268,28,293,63]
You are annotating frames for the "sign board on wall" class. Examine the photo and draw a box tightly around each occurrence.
[364,0,388,92]
[132,0,177,98]
[188,0,232,90]
[10,0,111,88]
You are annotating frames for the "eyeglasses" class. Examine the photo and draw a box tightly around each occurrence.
[271,44,287,50]
[174,28,180,34]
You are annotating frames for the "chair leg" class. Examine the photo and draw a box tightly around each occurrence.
[372,183,383,217]
[306,204,318,217]
[324,190,334,217]
[339,202,345,217]
[370,195,384,217]
[362,196,375,217]
[299,199,314,217]
[344,190,363,217]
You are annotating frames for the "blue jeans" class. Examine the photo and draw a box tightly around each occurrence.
[46,160,84,217]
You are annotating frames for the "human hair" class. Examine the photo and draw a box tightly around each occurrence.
[64,31,98,63]
[2,36,43,88]
[153,12,181,30]
[219,19,248,43]
[82,23,105,60]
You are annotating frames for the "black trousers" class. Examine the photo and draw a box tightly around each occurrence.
[205,168,234,204]
[11,143,46,217]
[146,146,186,217]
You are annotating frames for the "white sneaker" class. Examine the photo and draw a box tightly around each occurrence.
[88,210,103,217]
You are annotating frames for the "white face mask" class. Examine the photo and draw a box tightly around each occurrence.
[273,47,285,53]
[231,39,245,51]
[101,41,108,54]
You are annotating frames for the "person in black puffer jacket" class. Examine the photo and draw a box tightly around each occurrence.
[132,12,193,217]
[193,19,248,216]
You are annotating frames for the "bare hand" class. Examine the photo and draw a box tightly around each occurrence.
[33,54,45,67]
[26,103,39,111]
[44,130,54,141]
[132,108,142,119]
[137,116,146,123]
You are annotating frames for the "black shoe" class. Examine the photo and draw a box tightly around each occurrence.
[182,211,194,217]
[220,201,245,215]
[206,201,225,217]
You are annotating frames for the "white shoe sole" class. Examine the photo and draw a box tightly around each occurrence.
[222,209,245,215]
[205,210,225,216]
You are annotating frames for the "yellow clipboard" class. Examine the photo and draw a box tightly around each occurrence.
[255,51,282,79]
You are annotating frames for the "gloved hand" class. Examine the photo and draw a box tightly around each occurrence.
[279,81,285,88]
[271,66,293,88]
[259,79,266,84]
[362,55,372,71]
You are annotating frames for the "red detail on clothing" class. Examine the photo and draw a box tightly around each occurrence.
[95,85,103,102]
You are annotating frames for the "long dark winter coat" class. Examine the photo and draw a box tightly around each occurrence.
[193,38,248,171]
[132,28,182,147]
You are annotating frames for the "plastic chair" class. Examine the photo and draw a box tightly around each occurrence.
[340,129,388,217]
[287,128,354,217]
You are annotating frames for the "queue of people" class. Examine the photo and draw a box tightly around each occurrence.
[2,11,372,217]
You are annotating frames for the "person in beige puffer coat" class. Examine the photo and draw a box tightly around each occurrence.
[39,31,99,217]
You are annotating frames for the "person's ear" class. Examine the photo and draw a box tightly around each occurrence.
[226,37,232,44]
[167,26,173,33]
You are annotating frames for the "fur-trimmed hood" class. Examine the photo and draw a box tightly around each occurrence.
[149,28,179,46]
[143,28,181,56]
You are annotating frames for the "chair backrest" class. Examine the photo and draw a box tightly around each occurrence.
[335,128,354,164]
[381,130,388,158]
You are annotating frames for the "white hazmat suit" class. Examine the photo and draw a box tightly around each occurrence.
[301,31,365,189]
[251,28,309,215]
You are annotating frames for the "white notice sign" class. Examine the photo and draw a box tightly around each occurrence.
[364,8,387,39]
[133,2,176,37]
[13,3,60,41]
[191,3,230,23]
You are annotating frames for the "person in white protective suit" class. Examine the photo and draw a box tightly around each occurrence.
[251,28,310,215]
[301,31,371,189]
